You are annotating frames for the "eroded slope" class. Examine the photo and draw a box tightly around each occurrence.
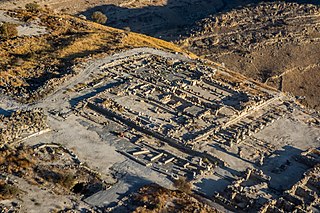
[183,2,320,110]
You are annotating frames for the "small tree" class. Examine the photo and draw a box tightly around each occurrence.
[123,26,131,32]
[0,183,20,199]
[25,3,40,12]
[91,11,107,24]
[173,177,192,193]
[0,23,18,39]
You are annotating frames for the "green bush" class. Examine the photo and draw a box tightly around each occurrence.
[91,11,107,24]
[0,23,18,39]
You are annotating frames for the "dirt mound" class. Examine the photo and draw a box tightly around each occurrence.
[183,2,320,110]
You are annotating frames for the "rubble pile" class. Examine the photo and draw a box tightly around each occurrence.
[120,143,214,180]
[0,203,20,212]
[0,109,48,145]
[214,168,271,211]
[260,164,320,213]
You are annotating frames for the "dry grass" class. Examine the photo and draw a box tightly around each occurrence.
[0,146,35,175]
[133,184,218,213]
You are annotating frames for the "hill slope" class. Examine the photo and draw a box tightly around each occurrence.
[182,2,320,110]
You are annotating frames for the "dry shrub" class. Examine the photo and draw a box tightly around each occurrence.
[133,184,217,213]
[0,147,35,175]
[0,182,20,199]
[91,11,107,24]
[36,168,76,189]
[59,173,76,189]
[0,23,18,39]
[173,177,192,194]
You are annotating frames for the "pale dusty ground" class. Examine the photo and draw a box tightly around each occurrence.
[7,176,78,213]
[22,113,172,209]
[0,10,47,36]
[255,116,319,150]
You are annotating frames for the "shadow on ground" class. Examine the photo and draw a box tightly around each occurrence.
[0,107,13,116]
[85,173,151,208]
[195,178,231,196]
[260,145,309,192]
[80,0,320,41]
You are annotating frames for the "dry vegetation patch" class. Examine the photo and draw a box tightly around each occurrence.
[108,184,218,212]
[133,184,217,213]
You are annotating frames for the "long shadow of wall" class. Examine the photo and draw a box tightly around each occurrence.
[259,145,308,192]
[0,107,12,116]
[80,0,320,41]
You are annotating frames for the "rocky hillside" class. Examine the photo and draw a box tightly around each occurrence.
[182,2,320,110]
